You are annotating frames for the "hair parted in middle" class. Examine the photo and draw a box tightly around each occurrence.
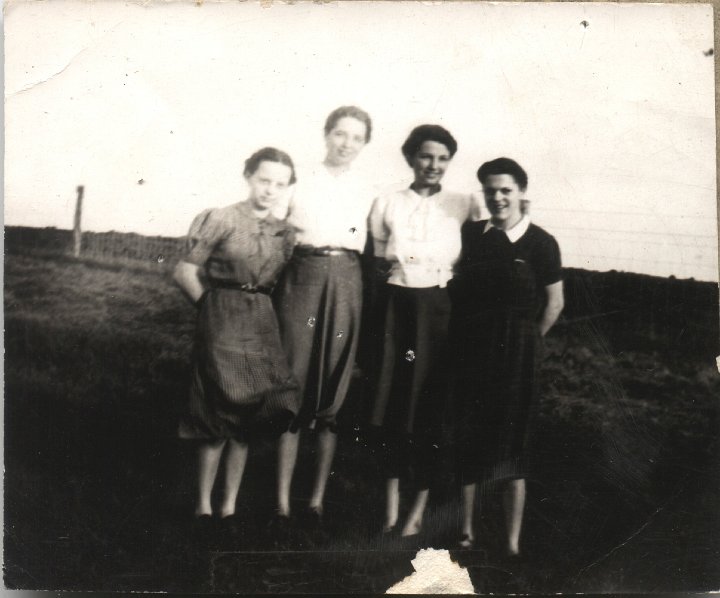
[324,105,373,143]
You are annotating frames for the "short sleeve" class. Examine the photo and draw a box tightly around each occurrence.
[184,208,228,266]
[537,233,562,287]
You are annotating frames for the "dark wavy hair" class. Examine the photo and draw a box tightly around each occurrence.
[401,124,458,166]
[324,105,373,143]
[477,157,528,191]
[243,147,297,185]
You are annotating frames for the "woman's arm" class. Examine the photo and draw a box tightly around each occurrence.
[539,280,564,337]
[367,195,392,278]
[173,261,206,305]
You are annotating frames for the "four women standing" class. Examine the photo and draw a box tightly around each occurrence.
[176,112,563,553]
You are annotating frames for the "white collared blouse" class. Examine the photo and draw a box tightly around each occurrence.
[370,187,478,288]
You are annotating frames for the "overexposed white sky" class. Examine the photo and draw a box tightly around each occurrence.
[4,1,717,281]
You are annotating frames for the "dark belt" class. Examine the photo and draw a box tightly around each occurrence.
[294,245,359,257]
[210,280,273,294]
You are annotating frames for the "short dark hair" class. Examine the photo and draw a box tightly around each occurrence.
[324,106,373,143]
[243,147,297,185]
[401,124,458,166]
[477,157,528,191]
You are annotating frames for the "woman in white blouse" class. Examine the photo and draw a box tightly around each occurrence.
[273,106,375,527]
[369,124,474,538]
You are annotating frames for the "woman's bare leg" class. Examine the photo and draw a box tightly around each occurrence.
[219,439,248,518]
[503,478,526,555]
[401,489,429,537]
[196,439,227,516]
[308,428,337,513]
[460,483,477,544]
[277,430,300,517]
[384,478,400,531]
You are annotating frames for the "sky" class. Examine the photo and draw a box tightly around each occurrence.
[4,1,717,281]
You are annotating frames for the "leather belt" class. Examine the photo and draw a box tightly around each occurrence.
[294,245,359,257]
[211,281,272,294]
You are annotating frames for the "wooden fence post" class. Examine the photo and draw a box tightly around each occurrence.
[73,185,84,257]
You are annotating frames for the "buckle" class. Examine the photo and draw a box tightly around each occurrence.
[240,283,258,293]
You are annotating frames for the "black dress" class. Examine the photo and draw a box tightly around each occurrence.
[449,220,561,484]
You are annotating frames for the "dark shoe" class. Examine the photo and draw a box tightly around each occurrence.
[192,513,214,532]
[192,514,217,549]
[268,512,293,548]
[458,534,475,549]
[382,524,397,536]
[379,524,400,546]
[398,531,422,551]
[501,550,523,563]
[299,506,323,530]
[218,514,244,550]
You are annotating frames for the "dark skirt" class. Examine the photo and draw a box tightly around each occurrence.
[273,252,363,430]
[371,285,451,436]
[179,288,300,441]
[370,285,451,487]
[451,308,540,485]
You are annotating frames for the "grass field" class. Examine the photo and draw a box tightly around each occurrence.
[4,246,719,593]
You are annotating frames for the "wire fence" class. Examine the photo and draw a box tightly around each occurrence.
[5,226,186,271]
[5,226,718,355]
[82,230,186,268]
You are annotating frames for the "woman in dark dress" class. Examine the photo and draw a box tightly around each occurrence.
[174,147,299,521]
[450,157,564,554]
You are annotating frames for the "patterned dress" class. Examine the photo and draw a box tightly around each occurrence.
[178,201,299,440]
[450,220,562,484]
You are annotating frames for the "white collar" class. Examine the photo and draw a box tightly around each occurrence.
[483,215,531,243]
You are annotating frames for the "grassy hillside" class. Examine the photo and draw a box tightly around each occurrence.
[4,244,719,593]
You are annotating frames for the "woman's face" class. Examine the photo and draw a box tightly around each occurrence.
[325,116,368,167]
[410,140,451,188]
[483,173,524,226]
[246,160,293,212]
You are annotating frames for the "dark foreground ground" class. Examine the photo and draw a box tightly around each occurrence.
[4,249,720,594]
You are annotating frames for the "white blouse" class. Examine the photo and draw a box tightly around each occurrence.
[370,187,476,288]
[287,164,375,253]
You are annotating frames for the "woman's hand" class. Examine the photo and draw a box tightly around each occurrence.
[173,261,206,306]
[374,257,393,281]
[539,280,564,337]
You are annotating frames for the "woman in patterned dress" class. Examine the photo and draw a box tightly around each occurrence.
[450,157,564,554]
[174,147,299,521]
